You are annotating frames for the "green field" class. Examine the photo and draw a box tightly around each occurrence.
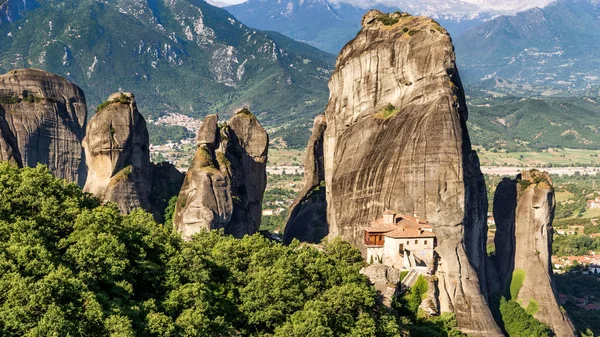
[477,147,600,167]
[267,148,305,167]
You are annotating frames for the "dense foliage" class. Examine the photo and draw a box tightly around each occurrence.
[0,164,404,336]
[499,298,553,337]
[553,235,600,256]
[554,273,600,335]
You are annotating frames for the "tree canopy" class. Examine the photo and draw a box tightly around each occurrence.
[0,164,402,336]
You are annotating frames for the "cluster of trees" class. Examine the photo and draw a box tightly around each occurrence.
[0,163,404,336]
[553,235,600,257]
[555,273,600,335]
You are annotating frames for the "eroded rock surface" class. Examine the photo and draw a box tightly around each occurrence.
[283,115,328,244]
[321,10,501,336]
[494,170,576,337]
[83,92,182,218]
[360,264,401,308]
[0,69,87,185]
[174,109,268,239]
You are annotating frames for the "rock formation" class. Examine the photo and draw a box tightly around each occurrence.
[174,109,268,239]
[283,115,328,244]
[83,92,183,218]
[316,10,502,336]
[0,69,87,185]
[494,170,576,337]
[360,264,401,308]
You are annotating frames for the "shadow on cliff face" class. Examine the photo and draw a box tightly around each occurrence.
[0,105,22,167]
[487,176,518,329]
[223,120,267,237]
[493,177,518,295]
[283,115,328,245]
[283,184,328,245]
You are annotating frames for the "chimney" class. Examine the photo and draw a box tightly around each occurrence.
[383,210,395,225]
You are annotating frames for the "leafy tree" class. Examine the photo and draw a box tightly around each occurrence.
[499,297,553,337]
[0,164,403,336]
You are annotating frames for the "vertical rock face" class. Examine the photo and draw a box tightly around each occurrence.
[283,115,328,244]
[321,10,501,336]
[83,92,182,217]
[494,170,576,337]
[174,109,268,239]
[0,69,87,186]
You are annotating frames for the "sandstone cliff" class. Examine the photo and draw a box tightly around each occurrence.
[83,92,183,218]
[174,109,268,239]
[320,10,501,336]
[0,69,87,185]
[283,115,328,244]
[494,170,576,337]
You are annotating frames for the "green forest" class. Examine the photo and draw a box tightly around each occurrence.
[0,163,475,337]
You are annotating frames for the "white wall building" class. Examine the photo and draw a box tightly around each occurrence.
[364,211,436,270]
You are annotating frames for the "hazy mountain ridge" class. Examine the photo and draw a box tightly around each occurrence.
[0,0,335,137]
[455,0,600,90]
[226,0,491,53]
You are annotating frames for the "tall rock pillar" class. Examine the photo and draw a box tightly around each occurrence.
[494,170,576,337]
[321,10,502,336]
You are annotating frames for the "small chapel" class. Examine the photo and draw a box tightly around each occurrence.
[364,211,436,270]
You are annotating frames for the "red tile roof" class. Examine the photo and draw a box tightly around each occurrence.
[364,213,435,239]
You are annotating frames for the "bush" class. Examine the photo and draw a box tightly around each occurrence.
[0,96,19,104]
[510,269,526,299]
[377,14,399,26]
[499,297,552,337]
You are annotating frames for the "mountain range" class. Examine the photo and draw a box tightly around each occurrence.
[226,0,493,53]
[228,0,600,92]
[0,0,335,144]
[455,0,600,90]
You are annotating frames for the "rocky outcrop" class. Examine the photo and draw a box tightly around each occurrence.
[494,170,576,337]
[0,69,87,186]
[174,109,268,239]
[319,10,501,336]
[360,264,401,308]
[83,92,183,218]
[283,115,328,244]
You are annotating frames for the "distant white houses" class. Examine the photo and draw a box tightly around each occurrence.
[364,211,436,271]
[262,208,286,216]
[487,212,495,227]
[587,197,600,209]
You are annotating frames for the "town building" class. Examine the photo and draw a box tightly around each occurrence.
[587,197,600,209]
[364,211,436,270]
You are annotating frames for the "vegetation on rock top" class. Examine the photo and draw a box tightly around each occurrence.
[374,103,400,120]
